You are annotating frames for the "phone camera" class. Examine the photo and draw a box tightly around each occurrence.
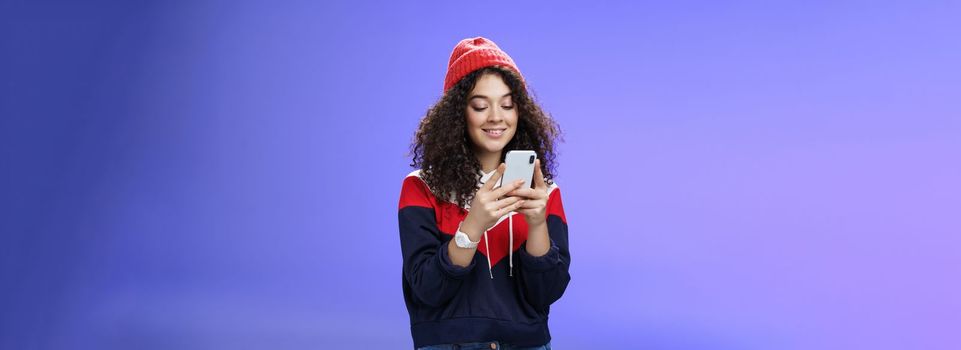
[529,155,535,164]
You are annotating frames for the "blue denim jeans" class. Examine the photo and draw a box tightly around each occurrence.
[417,341,551,350]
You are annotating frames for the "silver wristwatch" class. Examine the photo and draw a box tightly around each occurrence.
[454,222,480,249]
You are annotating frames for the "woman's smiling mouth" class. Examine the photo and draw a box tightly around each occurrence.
[482,128,506,138]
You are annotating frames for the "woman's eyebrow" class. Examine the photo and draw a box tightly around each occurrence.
[468,92,512,100]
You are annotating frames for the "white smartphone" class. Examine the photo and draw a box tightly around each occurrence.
[497,150,537,189]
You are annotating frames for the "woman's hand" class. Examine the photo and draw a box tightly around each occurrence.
[508,159,549,227]
[461,163,527,237]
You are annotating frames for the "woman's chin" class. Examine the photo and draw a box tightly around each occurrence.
[478,144,506,155]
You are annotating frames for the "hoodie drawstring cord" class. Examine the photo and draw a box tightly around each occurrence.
[483,228,493,279]
[508,212,514,277]
[483,212,516,279]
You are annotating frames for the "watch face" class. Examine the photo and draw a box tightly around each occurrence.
[455,232,475,248]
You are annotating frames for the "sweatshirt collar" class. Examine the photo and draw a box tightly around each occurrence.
[478,168,496,186]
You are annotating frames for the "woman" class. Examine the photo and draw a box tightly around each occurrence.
[397,37,570,350]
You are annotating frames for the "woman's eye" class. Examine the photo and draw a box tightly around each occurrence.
[471,106,488,112]
[502,105,515,110]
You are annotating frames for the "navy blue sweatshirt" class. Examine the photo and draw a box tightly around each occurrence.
[397,169,571,348]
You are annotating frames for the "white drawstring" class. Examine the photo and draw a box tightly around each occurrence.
[476,169,517,279]
[483,228,493,279]
[508,212,514,277]
[482,213,515,279]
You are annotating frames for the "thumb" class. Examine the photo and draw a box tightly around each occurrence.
[533,159,547,189]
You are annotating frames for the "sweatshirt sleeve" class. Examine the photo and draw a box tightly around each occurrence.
[518,185,572,310]
[398,176,475,307]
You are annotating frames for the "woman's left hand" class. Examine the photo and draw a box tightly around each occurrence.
[508,159,549,227]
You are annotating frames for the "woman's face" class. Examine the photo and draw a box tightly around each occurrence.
[465,72,518,157]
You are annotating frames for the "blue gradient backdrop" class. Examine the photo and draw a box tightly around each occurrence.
[2,1,959,349]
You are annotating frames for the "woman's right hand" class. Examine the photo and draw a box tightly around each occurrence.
[460,163,526,238]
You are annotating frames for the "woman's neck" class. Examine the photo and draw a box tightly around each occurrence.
[475,149,502,174]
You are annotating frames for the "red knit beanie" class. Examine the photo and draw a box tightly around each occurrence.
[443,37,524,93]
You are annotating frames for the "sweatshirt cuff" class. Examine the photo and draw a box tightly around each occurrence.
[437,240,476,278]
[519,242,562,273]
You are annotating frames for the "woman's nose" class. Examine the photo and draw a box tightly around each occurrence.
[488,107,504,122]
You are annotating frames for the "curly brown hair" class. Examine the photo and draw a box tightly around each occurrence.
[410,66,562,208]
